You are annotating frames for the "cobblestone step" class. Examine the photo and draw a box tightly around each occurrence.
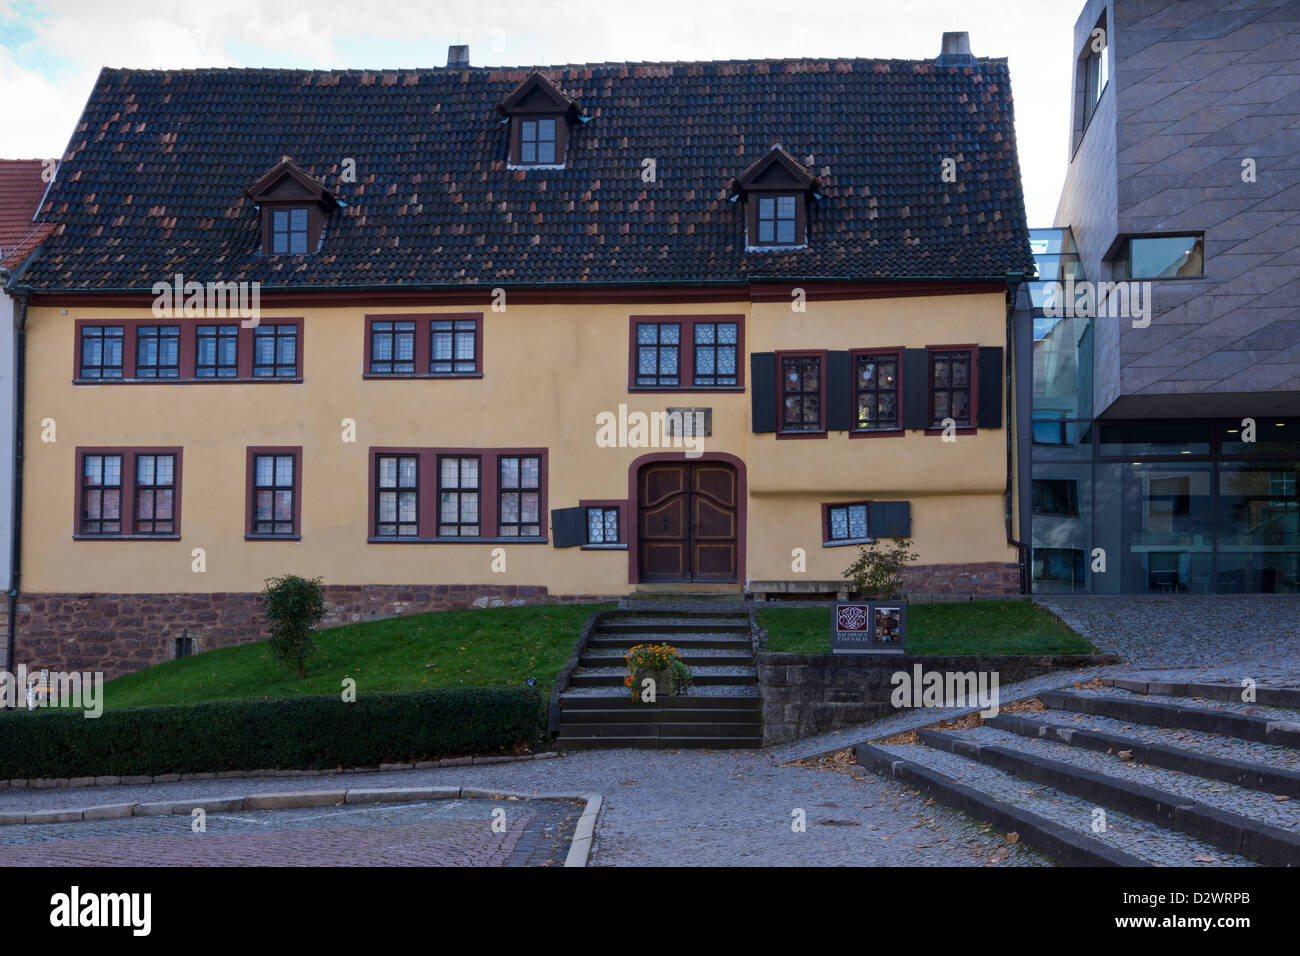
[988,712,1300,797]
[858,741,1257,867]
[919,727,1300,865]
[1105,677,1300,710]
[1040,689,1300,748]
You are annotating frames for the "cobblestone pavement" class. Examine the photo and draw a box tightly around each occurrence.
[0,751,1044,866]
[0,799,581,867]
[1038,595,1300,679]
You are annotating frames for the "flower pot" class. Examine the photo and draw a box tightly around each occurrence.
[630,667,684,700]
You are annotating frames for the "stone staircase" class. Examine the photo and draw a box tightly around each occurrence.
[856,677,1300,866]
[556,602,762,750]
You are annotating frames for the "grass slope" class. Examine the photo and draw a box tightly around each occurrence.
[102,603,614,709]
[757,600,1094,655]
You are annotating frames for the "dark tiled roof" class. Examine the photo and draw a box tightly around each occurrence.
[0,159,53,272]
[22,59,1035,292]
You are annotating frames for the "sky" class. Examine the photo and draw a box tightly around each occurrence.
[0,0,1083,224]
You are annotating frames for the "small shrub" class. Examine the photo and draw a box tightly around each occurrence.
[843,533,919,599]
[262,574,327,678]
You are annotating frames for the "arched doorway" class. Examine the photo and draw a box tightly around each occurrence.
[631,454,743,584]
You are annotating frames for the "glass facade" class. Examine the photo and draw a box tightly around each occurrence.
[1025,228,1300,594]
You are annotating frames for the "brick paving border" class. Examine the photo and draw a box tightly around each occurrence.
[0,751,561,792]
[0,785,603,867]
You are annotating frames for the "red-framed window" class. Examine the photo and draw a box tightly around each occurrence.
[928,346,977,429]
[246,447,302,539]
[777,350,825,435]
[823,501,870,545]
[852,348,902,432]
[74,319,303,383]
[368,447,548,542]
[363,314,483,379]
[375,454,419,537]
[628,315,745,391]
[74,447,183,538]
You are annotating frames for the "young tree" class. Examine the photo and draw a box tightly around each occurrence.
[262,575,327,678]
[842,534,919,599]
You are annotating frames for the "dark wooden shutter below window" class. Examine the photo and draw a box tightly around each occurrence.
[551,506,587,547]
[977,346,1004,429]
[750,352,777,433]
[825,351,852,432]
[901,349,930,430]
[869,500,912,539]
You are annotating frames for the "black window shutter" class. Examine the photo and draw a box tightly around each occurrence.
[551,506,587,547]
[901,349,930,430]
[750,352,777,433]
[869,500,912,539]
[825,351,852,432]
[977,346,1004,429]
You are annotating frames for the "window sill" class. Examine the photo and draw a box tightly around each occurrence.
[627,386,744,393]
[581,543,628,551]
[245,534,302,541]
[850,428,904,439]
[73,534,181,541]
[776,429,828,440]
[363,373,484,381]
[367,536,549,545]
[74,377,302,386]
[823,537,875,548]
[924,426,978,437]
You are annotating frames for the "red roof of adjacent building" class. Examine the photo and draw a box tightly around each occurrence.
[0,159,55,273]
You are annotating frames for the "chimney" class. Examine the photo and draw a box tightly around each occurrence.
[936,31,976,66]
[447,44,469,67]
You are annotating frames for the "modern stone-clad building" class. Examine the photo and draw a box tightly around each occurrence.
[1025,0,1300,594]
[6,38,1036,675]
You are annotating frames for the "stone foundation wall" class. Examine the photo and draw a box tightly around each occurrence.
[756,651,1114,746]
[900,562,1021,595]
[11,586,619,678]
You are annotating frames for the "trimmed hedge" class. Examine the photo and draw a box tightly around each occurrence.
[0,687,548,780]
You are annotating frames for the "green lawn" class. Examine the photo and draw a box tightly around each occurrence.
[102,603,614,708]
[757,600,1095,655]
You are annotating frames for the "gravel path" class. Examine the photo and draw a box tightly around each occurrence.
[0,750,1043,867]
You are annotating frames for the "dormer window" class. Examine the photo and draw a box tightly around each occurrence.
[498,72,583,169]
[271,208,309,254]
[730,147,820,250]
[520,119,557,165]
[757,196,798,246]
[245,158,342,255]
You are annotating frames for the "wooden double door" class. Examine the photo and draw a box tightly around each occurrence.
[637,461,739,583]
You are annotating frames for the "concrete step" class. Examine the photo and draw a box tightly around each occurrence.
[580,650,752,668]
[559,695,761,711]
[588,634,754,650]
[920,726,1300,866]
[858,741,1256,867]
[569,666,756,688]
[597,618,750,634]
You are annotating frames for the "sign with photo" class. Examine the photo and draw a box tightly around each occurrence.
[831,601,906,654]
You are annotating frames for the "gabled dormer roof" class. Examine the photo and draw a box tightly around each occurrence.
[496,71,583,122]
[244,158,342,210]
[730,146,821,198]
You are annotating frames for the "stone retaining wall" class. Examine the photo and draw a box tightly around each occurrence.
[9,586,619,678]
[756,651,1114,746]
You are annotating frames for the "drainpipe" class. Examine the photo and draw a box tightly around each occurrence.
[5,289,26,699]
[1004,276,1029,594]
